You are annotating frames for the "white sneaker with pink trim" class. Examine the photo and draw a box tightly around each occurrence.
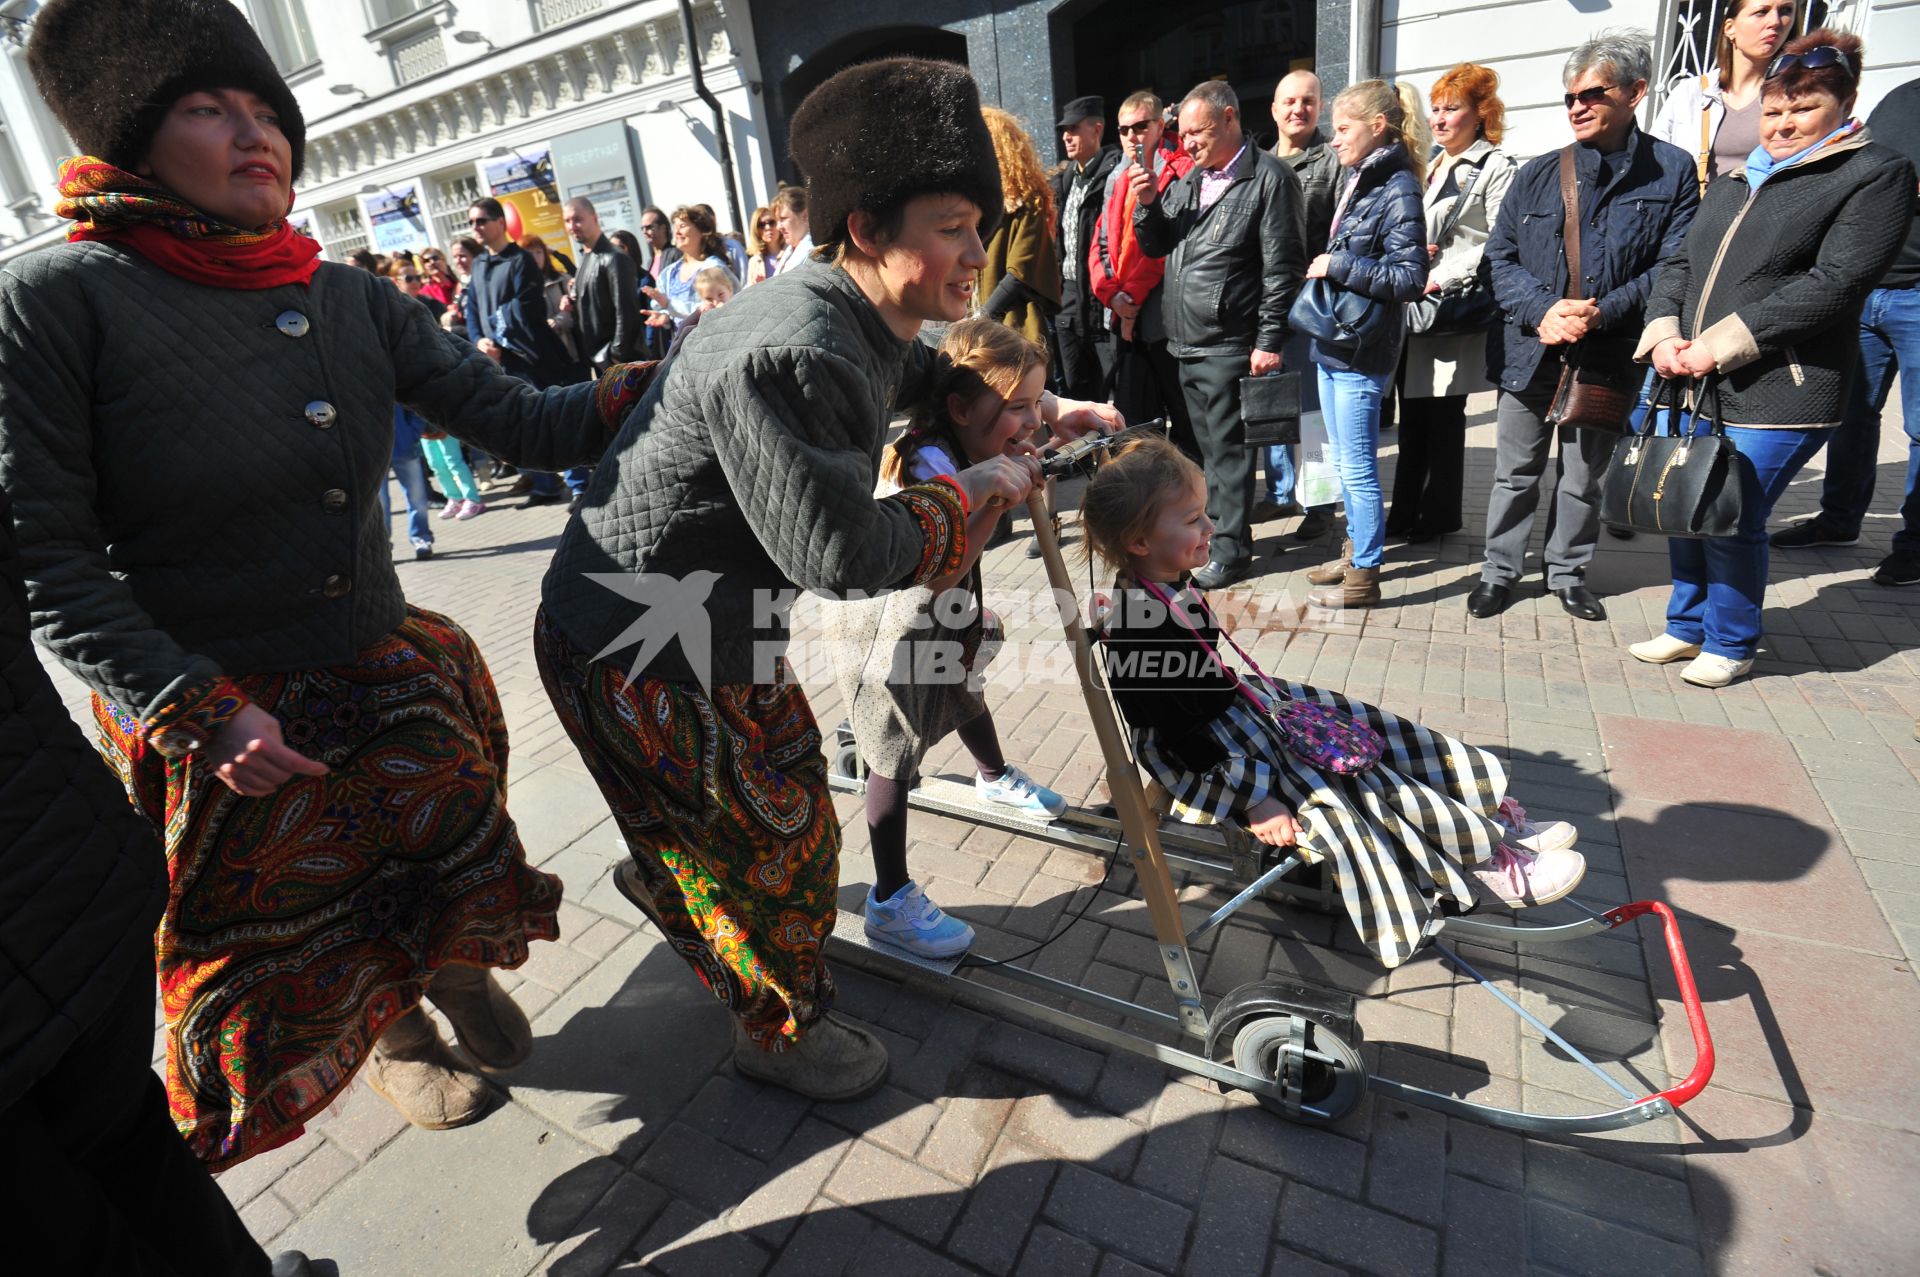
[1496,796,1578,855]
[1471,843,1586,908]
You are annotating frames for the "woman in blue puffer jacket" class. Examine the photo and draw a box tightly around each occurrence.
[1302,80,1431,608]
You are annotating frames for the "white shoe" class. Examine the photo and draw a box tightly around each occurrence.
[1471,844,1586,908]
[1681,653,1753,688]
[1629,633,1702,664]
[975,763,1067,819]
[1495,796,1578,854]
[863,880,975,959]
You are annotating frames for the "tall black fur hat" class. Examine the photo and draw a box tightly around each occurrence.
[28,0,306,181]
[789,58,1002,248]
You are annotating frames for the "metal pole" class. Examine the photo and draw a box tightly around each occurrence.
[1350,0,1382,82]
[677,0,745,239]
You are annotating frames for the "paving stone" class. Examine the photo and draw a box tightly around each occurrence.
[1276,1182,1438,1277]
[239,1190,294,1245]
[822,1136,964,1246]
[726,1118,853,1247]
[1038,1159,1198,1274]
[631,1199,772,1277]
[1441,1174,1525,1277]
[1529,1199,1705,1277]
[1131,1078,1225,1205]
[1016,1222,1101,1276]
[679,1071,812,1162]
[946,1133,1057,1272]
[536,1172,670,1276]
[1010,1091,1141,1178]
[1441,1118,1525,1192]
[215,1131,316,1208]
[1185,1155,1282,1273]
[891,1004,992,1099]
[919,1069,1019,1184]
[773,1201,876,1277]
[855,1223,978,1277]
[633,1123,768,1216]
[270,1140,359,1214]
[314,1078,411,1164]
[1362,1102,1448,1227]
[976,1020,1103,1096]
[1525,1142,1697,1243]
[1217,1102,1366,1197]
[1266,1245,1349,1277]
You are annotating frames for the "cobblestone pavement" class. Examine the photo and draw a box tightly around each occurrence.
[46,394,1920,1275]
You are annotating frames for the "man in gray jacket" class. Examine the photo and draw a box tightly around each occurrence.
[1135,78,1307,588]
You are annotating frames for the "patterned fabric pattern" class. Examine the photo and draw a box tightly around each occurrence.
[92,608,562,1169]
[535,607,838,1051]
[1136,680,1506,968]
[56,157,284,242]
[143,675,250,760]
[593,360,662,433]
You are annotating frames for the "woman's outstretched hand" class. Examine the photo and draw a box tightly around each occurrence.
[957,453,1044,513]
[1245,796,1302,848]
[204,703,330,798]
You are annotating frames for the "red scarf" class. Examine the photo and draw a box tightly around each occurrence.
[55,156,320,290]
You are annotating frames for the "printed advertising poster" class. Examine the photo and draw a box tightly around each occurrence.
[552,121,643,242]
[285,207,320,251]
[359,182,430,255]
[480,147,566,248]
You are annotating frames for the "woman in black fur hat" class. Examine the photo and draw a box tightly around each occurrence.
[535,58,1121,1100]
[2,0,651,1170]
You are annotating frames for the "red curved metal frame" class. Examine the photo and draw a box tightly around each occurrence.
[1606,900,1716,1109]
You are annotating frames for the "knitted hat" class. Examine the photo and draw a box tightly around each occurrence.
[788,58,1003,249]
[28,0,307,181]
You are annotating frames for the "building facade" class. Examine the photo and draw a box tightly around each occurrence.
[0,0,1911,263]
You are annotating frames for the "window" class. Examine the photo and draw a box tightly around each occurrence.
[368,0,431,27]
[249,0,319,74]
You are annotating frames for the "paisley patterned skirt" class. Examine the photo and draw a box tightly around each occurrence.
[94,607,562,1169]
[534,606,839,1051]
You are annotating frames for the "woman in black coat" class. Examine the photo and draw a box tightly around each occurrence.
[1631,30,1915,688]
[1301,79,1431,609]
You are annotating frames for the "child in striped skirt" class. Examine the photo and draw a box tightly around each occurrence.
[1081,434,1586,967]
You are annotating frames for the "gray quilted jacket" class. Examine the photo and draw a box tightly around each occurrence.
[542,259,948,685]
[0,242,607,726]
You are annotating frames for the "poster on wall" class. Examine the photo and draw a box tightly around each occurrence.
[551,121,643,245]
[358,182,430,255]
[285,207,320,253]
[479,147,566,250]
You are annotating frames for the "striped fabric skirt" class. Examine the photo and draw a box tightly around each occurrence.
[1136,680,1506,967]
[93,607,562,1169]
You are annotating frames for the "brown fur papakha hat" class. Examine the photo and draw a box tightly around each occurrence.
[788,58,1003,249]
[28,0,307,180]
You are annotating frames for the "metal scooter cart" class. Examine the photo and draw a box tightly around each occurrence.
[824,433,1714,1134]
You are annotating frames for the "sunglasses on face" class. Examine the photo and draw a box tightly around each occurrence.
[1563,84,1618,110]
[758,219,776,228]
[1766,46,1855,79]
[1117,120,1153,135]
[468,216,496,227]
[402,274,421,282]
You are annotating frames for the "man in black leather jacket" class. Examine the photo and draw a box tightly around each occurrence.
[1052,95,1123,401]
[1135,79,1307,588]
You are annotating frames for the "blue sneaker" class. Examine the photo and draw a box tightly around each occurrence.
[975,763,1068,819]
[864,880,975,959]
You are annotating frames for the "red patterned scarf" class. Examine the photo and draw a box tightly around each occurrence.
[55,156,320,289]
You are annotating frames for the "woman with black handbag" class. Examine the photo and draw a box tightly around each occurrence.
[1388,64,1518,543]
[1295,80,1431,608]
[1630,30,1914,687]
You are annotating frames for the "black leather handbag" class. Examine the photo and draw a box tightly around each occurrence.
[1240,370,1301,446]
[1599,376,1743,539]
[1288,278,1391,354]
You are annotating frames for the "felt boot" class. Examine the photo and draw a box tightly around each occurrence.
[1306,565,1380,609]
[427,962,533,1072]
[1305,538,1354,586]
[363,1005,493,1130]
[731,1014,889,1102]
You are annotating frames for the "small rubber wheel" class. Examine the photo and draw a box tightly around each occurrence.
[1230,1013,1366,1124]
[832,742,862,780]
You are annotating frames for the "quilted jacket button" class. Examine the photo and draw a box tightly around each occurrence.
[304,400,337,428]
[321,488,349,514]
[322,573,351,599]
[276,310,311,338]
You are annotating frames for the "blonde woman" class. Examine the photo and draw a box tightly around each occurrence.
[745,204,782,285]
[977,106,1061,347]
[1652,0,1798,192]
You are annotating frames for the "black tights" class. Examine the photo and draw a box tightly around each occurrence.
[867,711,1006,900]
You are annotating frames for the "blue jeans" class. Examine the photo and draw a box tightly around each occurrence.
[1317,364,1392,568]
[563,466,593,496]
[1817,284,1920,552]
[1263,332,1322,505]
[528,471,565,496]
[381,453,434,549]
[1667,425,1831,660]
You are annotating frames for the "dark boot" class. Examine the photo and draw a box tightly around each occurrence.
[426,963,533,1072]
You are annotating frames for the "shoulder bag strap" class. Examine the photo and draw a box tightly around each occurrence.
[1557,145,1581,301]
[1697,74,1714,196]
[1135,578,1284,709]
[1433,157,1485,248]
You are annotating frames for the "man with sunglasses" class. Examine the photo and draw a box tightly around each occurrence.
[1469,30,1699,623]
[462,197,576,506]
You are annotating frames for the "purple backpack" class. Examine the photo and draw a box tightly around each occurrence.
[1137,578,1385,776]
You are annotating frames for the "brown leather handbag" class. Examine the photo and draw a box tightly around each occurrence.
[1542,146,1637,435]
